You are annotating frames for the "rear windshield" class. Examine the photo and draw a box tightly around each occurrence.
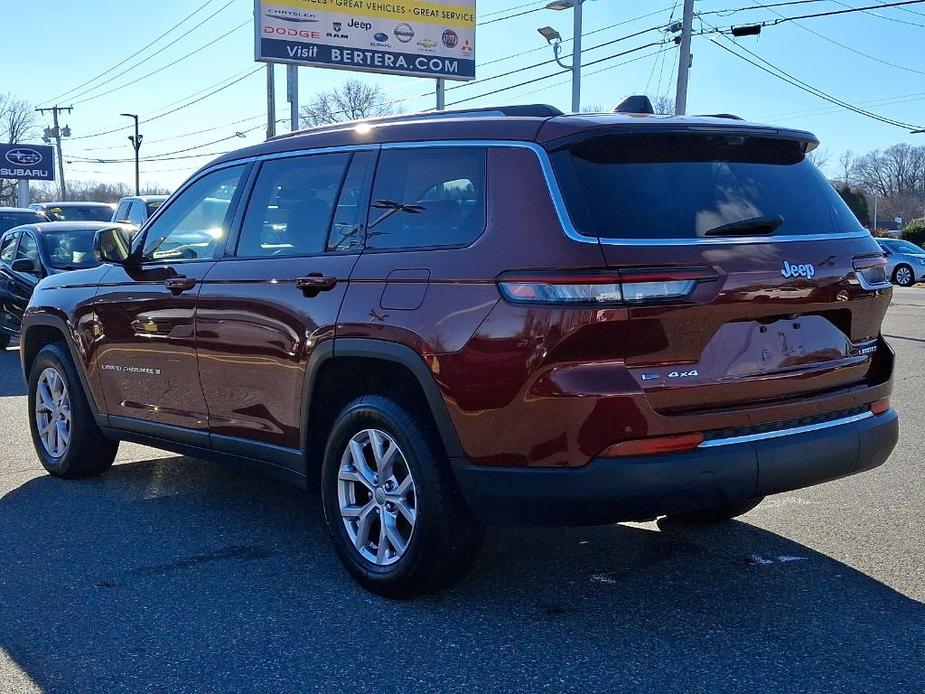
[0,211,43,233]
[44,205,113,222]
[549,133,864,239]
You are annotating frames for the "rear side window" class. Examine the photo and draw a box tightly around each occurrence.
[550,133,864,239]
[0,232,18,261]
[366,147,486,250]
[237,153,350,258]
[16,233,38,261]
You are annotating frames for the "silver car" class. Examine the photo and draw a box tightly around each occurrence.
[876,238,925,286]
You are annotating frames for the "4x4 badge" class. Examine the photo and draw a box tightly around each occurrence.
[781,260,815,279]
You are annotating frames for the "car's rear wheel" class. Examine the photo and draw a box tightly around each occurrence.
[321,395,484,598]
[893,264,915,287]
[28,343,118,478]
[664,496,765,523]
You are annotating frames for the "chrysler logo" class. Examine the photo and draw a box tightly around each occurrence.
[5,148,42,166]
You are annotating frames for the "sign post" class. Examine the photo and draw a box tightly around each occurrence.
[254,0,476,83]
[1,144,56,208]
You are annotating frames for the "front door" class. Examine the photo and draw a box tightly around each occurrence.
[7,231,42,332]
[93,164,249,434]
[0,231,21,334]
[196,151,375,453]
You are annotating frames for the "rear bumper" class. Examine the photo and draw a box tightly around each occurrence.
[452,409,898,526]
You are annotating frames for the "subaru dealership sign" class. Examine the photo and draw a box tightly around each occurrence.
[0,144,55,181]
[255,0,476,81]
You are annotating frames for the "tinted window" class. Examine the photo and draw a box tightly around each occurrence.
[329,151,376,252]
[44,205,113,222]
[0,232,18,261]
[142,166,246,262]
[550,134,864,239]
[366,148,486,250]
[40,229,100,270]
[237,154,349,258]
[16,233,38,262]
[0,211,43,233]
[127,201,146,226]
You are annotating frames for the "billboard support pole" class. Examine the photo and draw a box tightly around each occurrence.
[266,63,276,139]
[435,78,445,111]
[287,65,299,132]
[16,180,29,208]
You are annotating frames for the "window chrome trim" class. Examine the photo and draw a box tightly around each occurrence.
[698,410,873,449]
[200,139,873,247]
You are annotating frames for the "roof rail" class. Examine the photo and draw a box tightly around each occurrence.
[268,104,564,141]
[697,113,744,120]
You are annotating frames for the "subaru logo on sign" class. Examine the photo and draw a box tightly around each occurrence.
[374,32,389,42]
[5,148,42,167]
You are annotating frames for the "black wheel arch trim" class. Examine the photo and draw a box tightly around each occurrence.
[300,338,465,459]
[20,312,108,427]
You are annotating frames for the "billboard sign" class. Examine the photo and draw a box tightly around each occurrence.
[0,144,55,181]
[254,0,476,81]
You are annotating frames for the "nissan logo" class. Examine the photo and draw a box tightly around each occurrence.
[5,148,43,166]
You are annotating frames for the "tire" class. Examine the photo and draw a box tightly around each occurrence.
[321,395,484,598]
[892,264,915,287]
[28,343,118,478]
[664,496,764,524]
[0,333,10,350]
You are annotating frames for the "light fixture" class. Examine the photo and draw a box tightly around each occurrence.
[537,25,561,43]
[546,0,576,9]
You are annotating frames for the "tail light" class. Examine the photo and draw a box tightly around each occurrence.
[853,255,890,289]
[600,432,705,457]
[497,267,718,306]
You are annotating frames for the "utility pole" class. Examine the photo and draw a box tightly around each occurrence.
[36,105,72,200]
[674,0,695,116]
[435,78,445,111]
[121,113,142,195]
[287,64,299,132]
[266,63,277,139]
[571,0,583,113]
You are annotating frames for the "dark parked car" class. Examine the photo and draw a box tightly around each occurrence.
[111,195,169,234]
[19,104,898,596]
[0,207,49,233]
[28,201,116,222]
[1,222,109,349]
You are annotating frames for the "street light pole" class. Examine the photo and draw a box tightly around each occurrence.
[543,0,584,113]
[121,113,142,195]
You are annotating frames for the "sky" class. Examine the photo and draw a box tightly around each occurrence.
[6,0,925,191]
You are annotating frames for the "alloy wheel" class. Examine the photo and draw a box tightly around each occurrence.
[896,266,913,286]
[35,367,71,459]
[337,428,417,566]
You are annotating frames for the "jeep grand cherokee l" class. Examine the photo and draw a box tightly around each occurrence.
[20,104,898,597]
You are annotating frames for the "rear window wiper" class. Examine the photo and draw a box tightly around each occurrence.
[704,214,784,237]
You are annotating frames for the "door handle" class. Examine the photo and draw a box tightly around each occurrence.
[164,277,197,295]
[296,273,338,297]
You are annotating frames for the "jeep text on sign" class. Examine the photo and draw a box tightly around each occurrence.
[254,0,476,81]
[0,144,55,181]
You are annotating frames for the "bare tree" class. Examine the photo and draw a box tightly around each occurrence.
[838,150,854,185]
[300,79,401,127]
[806,147,830,172]
[0,93,38,206]
[650,95,675,116]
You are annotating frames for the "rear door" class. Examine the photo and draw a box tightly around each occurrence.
[93,164,249,434]
[7,230,42,329]
[0,231,20,334]
[548,130,891,414]
[196,150,375,453]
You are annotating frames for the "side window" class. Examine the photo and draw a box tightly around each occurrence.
[16,233,38,261]
[236,153,349,258]
[329,151,376,252]
[142,165,246,262]
[127,201,146,226]
[114,201,130,222]
[366,148,486,250]
[0,233,18,262]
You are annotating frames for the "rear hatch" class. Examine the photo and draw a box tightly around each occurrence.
[546,126,892,415]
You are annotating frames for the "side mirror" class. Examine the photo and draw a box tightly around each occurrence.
[11,258,38,274]
[94,226,133,265]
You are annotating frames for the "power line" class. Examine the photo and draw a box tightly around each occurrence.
[829,0,925,27]
[705,0,925,31]
[38,0,221,105]
[71,18,251,106]
[710,35,925,130]
[480,1,543,18]
[478,6,544,25]
[59,0,239,105]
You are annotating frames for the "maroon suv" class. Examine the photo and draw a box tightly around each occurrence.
[20,104,898,596]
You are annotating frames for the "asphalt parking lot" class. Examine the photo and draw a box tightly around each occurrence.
[1,291,923,693]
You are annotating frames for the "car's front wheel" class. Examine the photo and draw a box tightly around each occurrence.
[893,264,915,287]
[28,343,118,478]
[321,395,484,598]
